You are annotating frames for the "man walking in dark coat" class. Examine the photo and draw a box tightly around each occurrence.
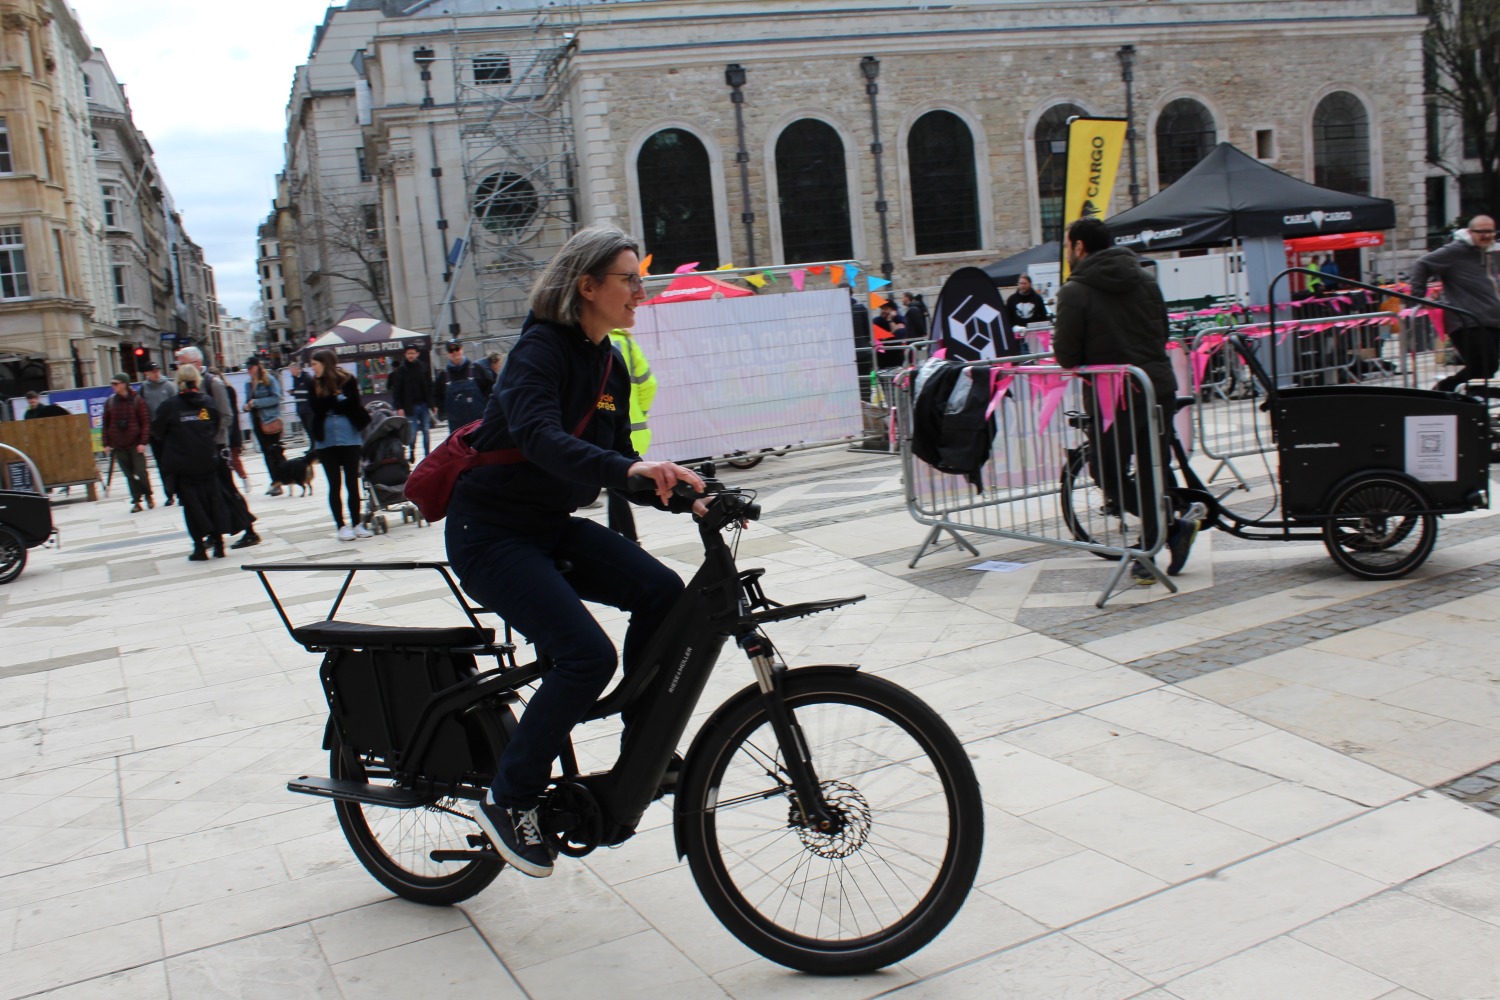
[102,373,155,512]
[1054,216,1203,579]
[388,344,435,461]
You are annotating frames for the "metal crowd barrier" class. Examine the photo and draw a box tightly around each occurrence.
[896,355,1175,606]
[1185,307,1466,488]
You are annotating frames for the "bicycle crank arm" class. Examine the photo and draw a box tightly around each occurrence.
[429,848,497,863]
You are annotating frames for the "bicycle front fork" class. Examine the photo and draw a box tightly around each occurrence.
[737,631,840,832]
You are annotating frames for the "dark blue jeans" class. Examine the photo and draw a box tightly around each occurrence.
[446,512,684,807]
[407,403,431,459]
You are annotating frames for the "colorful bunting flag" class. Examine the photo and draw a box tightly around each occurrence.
[808,266,826,276]
[847,264,861,286]
[716,263,736,271]
[745,273,766,288]
[867,276,891,291]
[674,261,701,274]
[639,253,653,276]
[789,268,806,291]
[760,271,777,284]
[830,264,846,286]
[869,292,888,310]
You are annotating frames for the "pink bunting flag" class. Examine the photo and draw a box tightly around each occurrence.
[674,261,701,274]
[985,369,1015,420]
[789,268,806,291]
[1094,371,1126,433]
[1033,371,1070,434]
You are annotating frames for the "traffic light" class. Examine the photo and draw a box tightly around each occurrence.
[134,346,146,359]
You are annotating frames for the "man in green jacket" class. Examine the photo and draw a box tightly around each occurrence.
[606,327,658,541]
[1054,216,1202,579]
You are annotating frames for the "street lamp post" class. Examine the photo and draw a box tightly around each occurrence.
[1117,45,1140,207]
[414,45,457,335]
[861,56,893,282]
[725,64,756,267]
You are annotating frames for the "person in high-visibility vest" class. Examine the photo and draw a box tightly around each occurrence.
[607,327,658,541]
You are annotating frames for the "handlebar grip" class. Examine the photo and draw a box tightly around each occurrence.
[742,501,761,521]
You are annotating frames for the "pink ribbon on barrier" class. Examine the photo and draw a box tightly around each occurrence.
[1093,371,1126,433]
[1033,371,1070,433]
[1191,333,1225,390]
[985,370,1015,420]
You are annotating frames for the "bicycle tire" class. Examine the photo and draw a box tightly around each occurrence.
[0,526,27,585]
[1321,475,1435,580]
[1059,446,1120,561]
[679,670,983,974]
[332,719,505,906]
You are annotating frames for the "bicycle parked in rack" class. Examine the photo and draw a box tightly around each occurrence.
[246,480,983,975]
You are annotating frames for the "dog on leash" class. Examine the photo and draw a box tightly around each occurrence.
[270,447,318,496]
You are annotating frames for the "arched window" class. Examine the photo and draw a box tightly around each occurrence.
[775,119,853,263]
[908,111,980,255]
[1033,103,1085,244]
[1155,98,1216,187]
[636,128,719,271]
[1313,91,1371,195]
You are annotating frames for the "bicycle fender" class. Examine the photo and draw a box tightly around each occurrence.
[671,664,862,861]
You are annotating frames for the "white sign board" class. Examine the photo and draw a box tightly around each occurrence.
[632,288,862,462]
[1405,413,1457,482]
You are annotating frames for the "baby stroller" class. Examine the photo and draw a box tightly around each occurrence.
[359,401,425,534]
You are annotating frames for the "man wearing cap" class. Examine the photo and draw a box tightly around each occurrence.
[138,362,178,505]
[434,339,495,429]
[102,373,154,512]
[23,390,69,419]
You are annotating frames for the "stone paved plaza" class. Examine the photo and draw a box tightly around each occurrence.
[4,442,1500,999]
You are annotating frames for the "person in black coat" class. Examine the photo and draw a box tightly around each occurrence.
[151,365,246,560]
[901,292,929,341]
[1004,274,1051,330]
[387,344,435,460]
[446,224,708,878]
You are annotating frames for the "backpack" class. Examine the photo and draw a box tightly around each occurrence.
[443,362,486,427]
[910,358,995,490]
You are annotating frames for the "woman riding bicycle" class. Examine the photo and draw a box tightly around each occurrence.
[446,225,707,878]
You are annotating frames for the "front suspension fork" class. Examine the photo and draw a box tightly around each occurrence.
[738,631,839,831]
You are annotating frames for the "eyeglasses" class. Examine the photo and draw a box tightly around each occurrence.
[1472,229,1497,235]
[601,272,646,292]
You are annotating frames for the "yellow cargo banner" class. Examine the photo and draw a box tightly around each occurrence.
[1061,117,1128,279]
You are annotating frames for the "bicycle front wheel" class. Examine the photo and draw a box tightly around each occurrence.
[1060,445,1121,560]
[680,671,983,974]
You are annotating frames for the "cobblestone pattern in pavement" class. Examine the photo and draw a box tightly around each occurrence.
[1438,764,1500,815]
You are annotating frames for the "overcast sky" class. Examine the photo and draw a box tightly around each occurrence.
[67,0,333,322]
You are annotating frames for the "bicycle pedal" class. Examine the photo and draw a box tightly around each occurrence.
[1181,502,1208,523]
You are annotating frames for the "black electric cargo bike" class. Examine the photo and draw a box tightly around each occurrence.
[246,479,982,975]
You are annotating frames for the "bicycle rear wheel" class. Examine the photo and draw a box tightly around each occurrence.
[332,724,505,906]
[1060,446,1122,560]
[680,670,983,974]
[1321,475,1435,580]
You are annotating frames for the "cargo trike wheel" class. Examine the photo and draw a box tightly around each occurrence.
[0,526,27,585]
[1321,475,1435,580]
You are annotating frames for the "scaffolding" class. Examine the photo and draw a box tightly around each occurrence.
[451,4,581,346]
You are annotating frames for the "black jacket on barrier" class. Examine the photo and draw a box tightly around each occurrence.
[1053,245,1176,404]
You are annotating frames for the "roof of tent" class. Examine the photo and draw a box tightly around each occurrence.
[1106,143,1396,253]
[981,241,1060,285]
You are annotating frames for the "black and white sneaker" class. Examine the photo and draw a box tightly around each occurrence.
[475,791,552,878]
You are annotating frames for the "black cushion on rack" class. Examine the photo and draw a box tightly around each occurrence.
[291,620,494,650]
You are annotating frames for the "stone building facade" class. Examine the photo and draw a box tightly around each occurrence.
[278,0,1427,344]
[0,0,217,395]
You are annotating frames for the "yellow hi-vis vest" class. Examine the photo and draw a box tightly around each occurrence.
[609,329,657,456]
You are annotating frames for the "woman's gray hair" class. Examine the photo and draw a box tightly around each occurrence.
[529,225,641,327]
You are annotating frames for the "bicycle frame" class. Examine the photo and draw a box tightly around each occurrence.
[246,488,866,850]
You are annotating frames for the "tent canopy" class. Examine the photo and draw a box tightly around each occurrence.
[982,241,1060,285]
[1106,143,1396,253]
[1284,231,1385,253]
[304,304,429,361]
[643,274,754,304]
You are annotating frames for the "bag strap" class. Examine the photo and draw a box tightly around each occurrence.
[471,349,613,466]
